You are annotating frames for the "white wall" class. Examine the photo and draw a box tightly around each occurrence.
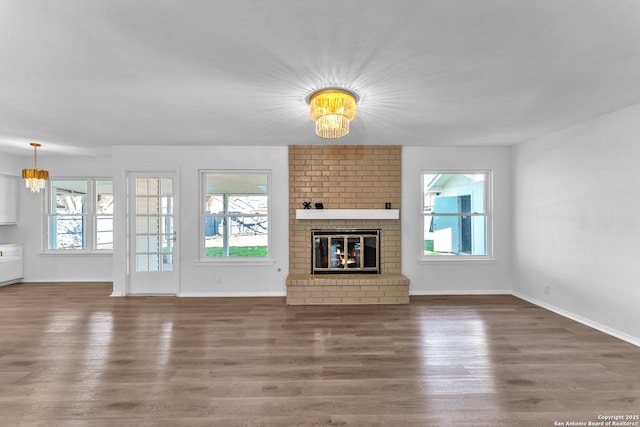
[0,152,21,174]
[0,154,113,282]
[111,146,289,297]
[513,102,640,344]
[402,146,513,294]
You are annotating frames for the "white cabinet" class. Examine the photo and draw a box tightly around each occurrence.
[0,244,23,286]
[0,174,19,225]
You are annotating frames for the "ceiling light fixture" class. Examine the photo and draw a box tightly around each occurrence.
[307,88,358,139]
[22,142,49,193]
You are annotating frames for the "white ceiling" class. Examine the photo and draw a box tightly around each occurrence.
[2,0,640,157]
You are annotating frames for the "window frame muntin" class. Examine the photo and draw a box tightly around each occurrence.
[198,169,273,264]
[419,170,493,262]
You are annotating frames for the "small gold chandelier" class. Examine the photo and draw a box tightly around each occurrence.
[308,88,358,138]
[22,142,49,193]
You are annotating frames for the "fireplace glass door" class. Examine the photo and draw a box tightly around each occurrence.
[312,230,380,274]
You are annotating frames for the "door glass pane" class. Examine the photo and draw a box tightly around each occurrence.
[137,178,148,195]
[162,234,173,252]
[136,198,148,214]
[148,217,160,233]
[137,236,148,253]
[161,196,173,214]
[163,216,173,232]
[134,177,174,272]
[149,254,160,272]
[137,254,148,271]
[149,197,160,214]
[136,217,148,234]
[148,179,160,195]
[161,178,172,195]
[148,235,160,252]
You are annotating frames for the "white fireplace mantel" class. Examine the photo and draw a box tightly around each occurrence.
[295,209,399,220]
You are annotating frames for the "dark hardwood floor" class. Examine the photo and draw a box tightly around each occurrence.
[0,282,638,426]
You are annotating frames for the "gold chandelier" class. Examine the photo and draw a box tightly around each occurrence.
[308,88,358,138]
[22,142,49,193]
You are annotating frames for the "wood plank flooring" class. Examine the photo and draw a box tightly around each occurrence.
[0,282,638,426]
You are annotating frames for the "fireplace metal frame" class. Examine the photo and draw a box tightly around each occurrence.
[311,229,381,274]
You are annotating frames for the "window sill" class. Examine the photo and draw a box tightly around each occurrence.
[418,256,495,264]
[194,258,276,266]
[41,250,113,256]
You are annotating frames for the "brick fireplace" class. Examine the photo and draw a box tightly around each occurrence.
[286,145,410,305]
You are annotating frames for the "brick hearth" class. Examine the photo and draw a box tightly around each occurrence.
[286,274,410,305]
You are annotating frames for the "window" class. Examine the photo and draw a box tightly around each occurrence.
[422,172,491,259]
[46,179,113,251]
[201,171,269,259]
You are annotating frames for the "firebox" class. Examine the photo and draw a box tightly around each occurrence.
[311,230,380,274]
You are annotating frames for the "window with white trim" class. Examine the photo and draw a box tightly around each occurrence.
[422,172,491,259]
[46,179,113,251]
[201,171,269,258]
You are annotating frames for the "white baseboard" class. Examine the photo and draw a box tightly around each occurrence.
[21,278,113,283]
[411,289,511,296]
[178,291,286,297]
[110,291,286,297]
[512,291,640,348]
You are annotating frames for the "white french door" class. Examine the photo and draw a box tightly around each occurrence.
[128,172,179,295]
